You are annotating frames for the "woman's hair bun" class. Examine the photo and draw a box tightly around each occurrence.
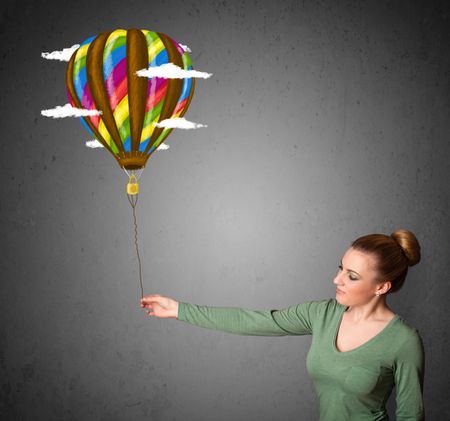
[390,229,421,267]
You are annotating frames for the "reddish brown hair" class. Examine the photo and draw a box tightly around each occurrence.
[351,229,421,294]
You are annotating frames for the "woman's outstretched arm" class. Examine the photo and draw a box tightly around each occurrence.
[141,294,327,336]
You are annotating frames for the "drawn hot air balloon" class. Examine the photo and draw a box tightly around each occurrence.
[65,28,197,298]
[65,28,195,192]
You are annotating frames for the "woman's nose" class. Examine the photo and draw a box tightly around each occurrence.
[333,273,343,285]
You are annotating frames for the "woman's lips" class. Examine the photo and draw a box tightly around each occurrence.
[336,288,345,294]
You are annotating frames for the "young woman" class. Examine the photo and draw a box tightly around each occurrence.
[140,229,425,421]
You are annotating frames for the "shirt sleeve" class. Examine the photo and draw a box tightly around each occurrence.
[177,300,327,336]
[394,329,425,421]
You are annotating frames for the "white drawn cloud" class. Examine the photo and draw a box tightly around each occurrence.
[41,103,102,118]
[154,117,207,129]
[136,63,212,79]
[179,43,192,52]
[41,42,191,61]
[41,45,80,61]
[86,139,170,150]
[85,140,104,148]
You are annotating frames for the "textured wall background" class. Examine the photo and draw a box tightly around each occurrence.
[1,0,449,419]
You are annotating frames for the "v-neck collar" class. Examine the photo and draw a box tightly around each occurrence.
[332,305,400,355]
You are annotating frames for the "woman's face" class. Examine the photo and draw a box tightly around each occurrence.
[333,247,385,306]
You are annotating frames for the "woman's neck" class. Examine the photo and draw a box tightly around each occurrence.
[345,297,395,322]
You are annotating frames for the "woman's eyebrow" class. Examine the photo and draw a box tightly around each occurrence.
[340,260,361,277]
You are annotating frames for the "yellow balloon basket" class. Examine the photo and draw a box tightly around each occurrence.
[127,174,139,195]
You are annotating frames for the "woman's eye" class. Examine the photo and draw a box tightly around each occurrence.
[338,264,357,280]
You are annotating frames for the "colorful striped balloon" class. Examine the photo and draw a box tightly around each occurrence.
[66,28,195,170]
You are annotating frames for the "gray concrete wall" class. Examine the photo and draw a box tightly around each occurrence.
[1,0,449,419]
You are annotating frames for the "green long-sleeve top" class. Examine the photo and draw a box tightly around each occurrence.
[178,298,425,421]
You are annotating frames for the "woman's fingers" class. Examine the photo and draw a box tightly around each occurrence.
[141,295,163,307]
[141,294,160,303]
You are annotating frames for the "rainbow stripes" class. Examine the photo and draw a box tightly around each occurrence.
[66,28,195,169]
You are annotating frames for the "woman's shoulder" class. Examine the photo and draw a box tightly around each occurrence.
[306,297,345,312]
[299,297,341,307]
[293,297,343,319]
[377,314,425,362]
[392,315,423,342]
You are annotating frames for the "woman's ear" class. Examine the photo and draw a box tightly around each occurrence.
[377,280,392,295]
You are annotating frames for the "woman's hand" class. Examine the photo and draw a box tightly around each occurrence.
[140,294,179,319]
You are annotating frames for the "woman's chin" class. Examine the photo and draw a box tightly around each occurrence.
[335,294,345,304]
